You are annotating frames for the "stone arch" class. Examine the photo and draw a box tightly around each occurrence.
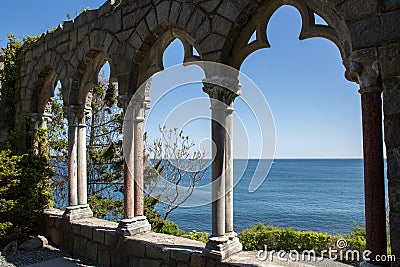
[227,0,351,69]
[69,47,117,105]
[22,50,67,114]
[135,26,202,87]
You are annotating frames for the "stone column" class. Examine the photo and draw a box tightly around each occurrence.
[77,110,88,205]
[30,114,40,156]
[225,104,235,238]
[382,77,400,262]
[134,103,145,217]
[124,117,135,219]
[202,77,242,260]
[39,114,52,155]
[117,81,151,236]
[66,109,79,207]
[346,49,387,265]
[63,106,93,221]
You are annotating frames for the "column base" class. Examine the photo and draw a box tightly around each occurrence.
[203,235,242,260]
[62,204,93,221]
[116,216,151,236]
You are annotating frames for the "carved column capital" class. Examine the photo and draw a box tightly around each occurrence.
[203,76,242,107]
[345,48,382,94]
[63,105,86,126]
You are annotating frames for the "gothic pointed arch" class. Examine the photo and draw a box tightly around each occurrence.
[226,0,351,69]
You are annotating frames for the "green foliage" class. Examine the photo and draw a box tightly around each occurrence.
[341,222,366,251]
[0,150,54,248]
[239,224,332,253]
[158,220,183,236]
[239,223,367,255]
[0,35,23,128]
[88,194,123,220]
[183,231,209,243]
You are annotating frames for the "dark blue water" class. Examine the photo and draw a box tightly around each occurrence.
[158,159,386,235]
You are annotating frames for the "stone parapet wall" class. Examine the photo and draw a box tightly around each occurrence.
[39,209,315,267]
[39,209,206,266]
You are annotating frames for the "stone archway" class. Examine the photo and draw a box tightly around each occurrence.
[8,0,399,264]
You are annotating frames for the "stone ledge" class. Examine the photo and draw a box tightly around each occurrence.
[39,208,324,267]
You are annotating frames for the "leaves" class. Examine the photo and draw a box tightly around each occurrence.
[0,150,54,247]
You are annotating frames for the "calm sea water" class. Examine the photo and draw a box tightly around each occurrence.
[157,159,387,235]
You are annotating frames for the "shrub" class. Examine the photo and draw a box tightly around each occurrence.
[239,223,367,263]
[183,230,209,243]
[88,194,123,221]
[0,150,54,248]
[239,224,331,253]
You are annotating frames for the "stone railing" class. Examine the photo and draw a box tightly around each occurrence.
[39,208,314,267]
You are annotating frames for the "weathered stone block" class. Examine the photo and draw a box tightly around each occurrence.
[77,25,89,43]
[156,1,171,24]
[379,44,400,78]
[200,34,225,54]
[123,238,146,257]
[81,225,93,239]
[136,19,150,42]
[348,16,381,49]
[190,252,205,267]
[72,223,81,235]
[130,257,162,267]
[168,1,182,23]
[111,252,129,267]
[93,228,105,243]
[123,11,137,30]
[217,1,241,22]
[193,20,211,43]
[337,0,378,21]
[84,240,98,261]
[98,247,111,266]
[170,248,192,262]
[146,9,158,32]
[73,236,87,256]
[103,9,122,33]
[178,3,194,27]
[211,15,232,36]
[48,227,63,247]
[146,243,171,260]
[187,8,206,33]
[383,78,400,116]
[104,229,119,246]
[129,31,142,49]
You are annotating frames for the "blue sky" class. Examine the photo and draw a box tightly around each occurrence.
[0,1,364,158]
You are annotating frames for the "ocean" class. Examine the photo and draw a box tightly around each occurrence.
[156,159,387,235]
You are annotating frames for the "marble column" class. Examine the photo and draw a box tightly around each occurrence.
[77,112,88,205]
[211,98,227,239]
[134,104,145,217]
[225,105,235,238]
[67,110,78,207]
[124,118,135,219]
[202,78,242,260]
[346,49,387,265]
[63,106,93,221]
[30,114,40,156]
[117,85,151,236]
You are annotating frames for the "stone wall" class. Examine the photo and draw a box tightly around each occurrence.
[39,209,314,267]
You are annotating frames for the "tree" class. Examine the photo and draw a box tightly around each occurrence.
[146,126,207,220]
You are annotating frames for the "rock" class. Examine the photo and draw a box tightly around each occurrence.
[2,240,18,255]
[18,236,48,251]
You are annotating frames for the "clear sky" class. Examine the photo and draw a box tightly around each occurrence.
[0,1,365,158]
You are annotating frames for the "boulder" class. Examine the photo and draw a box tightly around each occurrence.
[2,240,18,255]
[18,235,48,251]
